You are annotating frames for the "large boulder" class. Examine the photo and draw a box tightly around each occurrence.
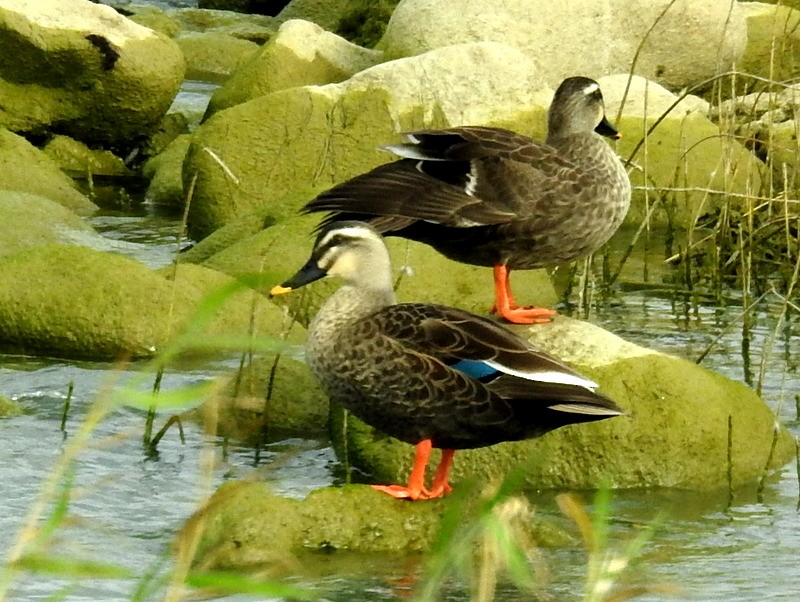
[600,74,765,228]
[0,246,295,360]
[0,129,97,215]
[205,19,383,116]
[379,0,748,90]
[333,316,794,491]
[0,0,185,148]
[185,41,550,238]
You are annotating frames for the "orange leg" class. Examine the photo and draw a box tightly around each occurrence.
[427,449,456,499]
[490,264,556,325]
[372,439,433,500]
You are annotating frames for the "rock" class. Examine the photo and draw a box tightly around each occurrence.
[183,482,566,571]
[276,0,369,33]
[176,31,260,82]
[42,135,132,178]
[124,4,181,38]
[143,134,192,210]
[599,74,765,228]
[0,191,98,258]
[199,0,292,15]
[185,42,549,238]
[169,7,276,43]
[737,3,800,91]
[197,212,557,323]
[192,352,330,443]
[0,129,97,215]
[333,316,794,491]
[205,19,383,117]
[0,246,298,361]
[379,0,747,90]
[0,394,23,417]
[0,0,185,148]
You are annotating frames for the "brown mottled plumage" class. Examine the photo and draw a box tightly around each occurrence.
[270,221,622,500]
[303,76,631,324]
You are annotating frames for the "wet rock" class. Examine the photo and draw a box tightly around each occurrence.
[380,0,747,90]
[0,129,97,215]
[0,0,185,148]
[0,191,98,258]
[0,247,296,361]
[185,41,549,238]
[176,31,260,82]
[333,316,794,491]
[599,74,764,229]
[123,4,181,38]
[183,482,567,571]
[205,19,382,117]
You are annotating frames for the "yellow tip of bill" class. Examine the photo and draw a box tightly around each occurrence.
[269,284,293,297]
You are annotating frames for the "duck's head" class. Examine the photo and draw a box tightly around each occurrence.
[548,76,620,141]
[270,221,393,296]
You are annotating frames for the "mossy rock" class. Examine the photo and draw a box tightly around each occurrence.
[184,42,549,239]
[0,247,296,361]
[0,191,97,258]
[42,135,132,178]
[176,32,260,82]
[199,212,557,324]
[737,2,800,90]
[191,351,328,443]
[183,482,568,571]
[332,316,794,492]
[205,19,382,116]
[143,134,192,210]
[0,129,96,215]
[0,394,22,418]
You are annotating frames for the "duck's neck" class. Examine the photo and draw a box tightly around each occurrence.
[309,284,396,341]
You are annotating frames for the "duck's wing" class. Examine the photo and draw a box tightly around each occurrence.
[304,127,577,232]
[362,303,621,417]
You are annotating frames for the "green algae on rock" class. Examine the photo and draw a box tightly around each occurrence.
[0,129,97,216]
[331,316,793,491]
[0,247,296,361]
[183,482,567,571]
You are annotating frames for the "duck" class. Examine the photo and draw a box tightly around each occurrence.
[270,221,622,500]
[303,76,631,325]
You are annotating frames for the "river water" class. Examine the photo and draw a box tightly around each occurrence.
[3,2,800,599]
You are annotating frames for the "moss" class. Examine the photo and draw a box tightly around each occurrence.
[176,32,259,82]
[143,134,192,211]
[42,135,131,177]
[0,191,96,258]
[336,0,400,48]
[0,129,96,215]
[0,394,22,418]
[737,2,800,91]
[0,247,299,361]
[185,481,568,571]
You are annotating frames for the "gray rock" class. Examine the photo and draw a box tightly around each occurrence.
[0,0,185,147]
[379,0,748,90]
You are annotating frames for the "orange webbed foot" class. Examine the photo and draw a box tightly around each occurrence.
[371,484,433,501]
[490,304,557,325]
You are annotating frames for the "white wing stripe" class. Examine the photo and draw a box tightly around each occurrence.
[484,360,598,389]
